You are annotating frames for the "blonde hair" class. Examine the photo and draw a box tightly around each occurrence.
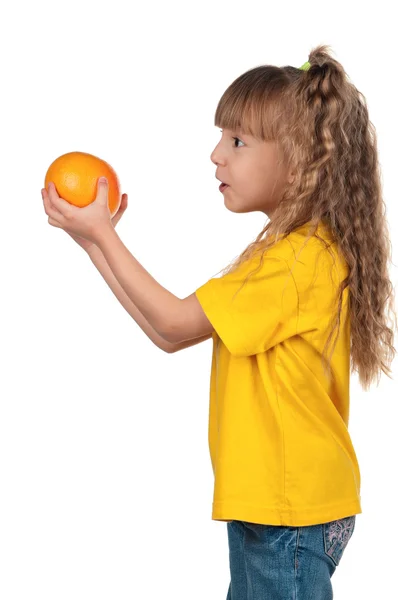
[214,44,397,391]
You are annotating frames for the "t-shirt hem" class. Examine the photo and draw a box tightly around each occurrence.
[211,498,362,526]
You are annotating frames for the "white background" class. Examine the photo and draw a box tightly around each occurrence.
[1,1,397,598]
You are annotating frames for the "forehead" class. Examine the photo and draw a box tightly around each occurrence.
[220,125,245,132]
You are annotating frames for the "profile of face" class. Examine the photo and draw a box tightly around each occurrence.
[211,128,294,218]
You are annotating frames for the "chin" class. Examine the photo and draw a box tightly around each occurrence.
[223,196,240,212]
[224,191,261,214]
[224,199,254,214]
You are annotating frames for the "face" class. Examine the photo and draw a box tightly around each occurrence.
[211,128,294,218]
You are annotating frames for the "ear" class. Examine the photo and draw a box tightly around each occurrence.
[287,171,295,184]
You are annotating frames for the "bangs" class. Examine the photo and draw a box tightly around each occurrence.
[214,66,291,143]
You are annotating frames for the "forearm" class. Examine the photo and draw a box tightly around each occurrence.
[86,245,176,353]
[96,226,180,341]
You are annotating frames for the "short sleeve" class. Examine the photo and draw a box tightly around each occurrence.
[195,254,299,357]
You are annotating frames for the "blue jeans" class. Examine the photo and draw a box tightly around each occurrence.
[226,515,356,600]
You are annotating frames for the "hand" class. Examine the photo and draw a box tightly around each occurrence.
[42,188,128,252]
[42,177,114,246]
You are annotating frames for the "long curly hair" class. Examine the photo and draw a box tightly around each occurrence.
[214,44,397,391]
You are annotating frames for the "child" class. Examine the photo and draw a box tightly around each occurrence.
[194,45,397,599]
[42,44,397,600]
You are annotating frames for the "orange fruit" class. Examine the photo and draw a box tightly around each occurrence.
[44,151,121,218]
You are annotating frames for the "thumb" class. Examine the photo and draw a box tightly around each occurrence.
[96,177,109,204]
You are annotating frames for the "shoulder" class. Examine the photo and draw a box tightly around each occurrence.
[275,226,348,290]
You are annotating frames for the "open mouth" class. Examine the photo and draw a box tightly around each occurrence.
[219,183,229,192]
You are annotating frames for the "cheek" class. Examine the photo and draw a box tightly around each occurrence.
[260,164,283,189]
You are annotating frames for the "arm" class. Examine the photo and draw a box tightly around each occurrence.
[96,227,215,344]
[170,332,213,353]
[87,245,212,353]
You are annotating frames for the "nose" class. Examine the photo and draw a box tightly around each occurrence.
[210,144,224,166]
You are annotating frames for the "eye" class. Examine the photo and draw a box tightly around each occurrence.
[218,130,244,148]
[232,137,244,148]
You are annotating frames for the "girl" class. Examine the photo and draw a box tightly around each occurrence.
[42,44,397,599]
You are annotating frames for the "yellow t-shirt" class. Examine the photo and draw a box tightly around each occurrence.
[195,220,361,527]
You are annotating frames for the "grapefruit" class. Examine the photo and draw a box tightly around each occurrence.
[44,152,122,218]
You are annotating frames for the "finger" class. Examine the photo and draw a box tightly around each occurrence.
[116,195,127,213]
[46,181,60,203]
[96,177,109,204]
[47,181,72,215]
[42,188,63,216]
[42,188,65,222]
[48,216,63,228]
[111,197,127,226]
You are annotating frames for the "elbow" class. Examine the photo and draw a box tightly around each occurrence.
[160,299,185,344]
[161,324,181,345]
[160,315,184,345]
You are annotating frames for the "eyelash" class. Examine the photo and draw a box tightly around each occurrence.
[219,130,244,148]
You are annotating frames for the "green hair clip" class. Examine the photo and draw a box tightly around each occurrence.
[299,61,311,71]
